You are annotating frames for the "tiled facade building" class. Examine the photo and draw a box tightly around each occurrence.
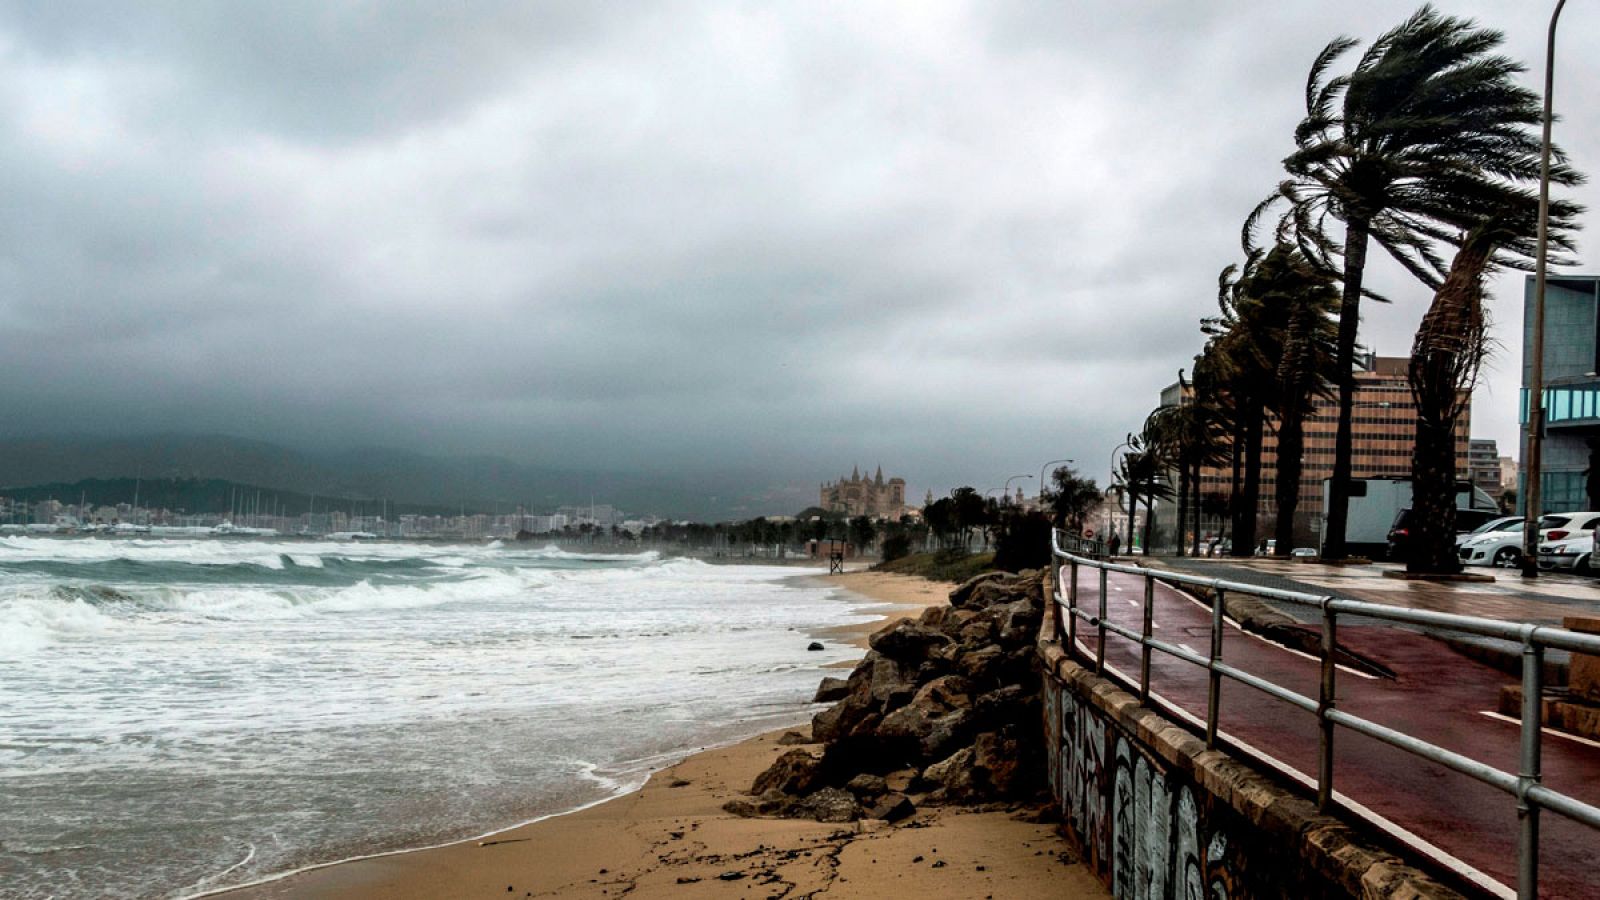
[1164,355,1470,547]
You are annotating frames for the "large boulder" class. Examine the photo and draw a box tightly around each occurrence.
[878,700,974,762]
[958,644,1006,686]
[819,732,902,779]
[868,655,918,708]
[973,728,1043,798]
[866,792,916,823]
[971,684,1035,730]
[964,577,1025,611]
[995,598,1043,647]
[722,788,793,817]
[936,608,980,639]
[868,620,953,661]
[845,773,888,798]
[949,571,1008,608]
[919,708,975,761]
[813,676,850,704]
[958,617,996,649]
[922,746,978,800]
[910,674,973,712]
[790,787,861,823]
[1002,645,1041,684]
[751,748,821,796]
[876,699,937,744]
[812,689,875,744]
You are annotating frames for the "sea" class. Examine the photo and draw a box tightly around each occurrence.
[0,537,877,899]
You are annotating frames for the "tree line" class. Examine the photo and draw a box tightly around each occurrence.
[1123,5,1581,574]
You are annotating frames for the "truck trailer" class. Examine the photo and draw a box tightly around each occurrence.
[1320,476,1498,560]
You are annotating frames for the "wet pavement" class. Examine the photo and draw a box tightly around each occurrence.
[1163,556,1600,625]
[1059,560,1600,899]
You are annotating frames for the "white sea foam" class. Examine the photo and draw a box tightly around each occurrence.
[0,539,873,900]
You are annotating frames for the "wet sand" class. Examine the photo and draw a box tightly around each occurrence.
[214,566,1108,899]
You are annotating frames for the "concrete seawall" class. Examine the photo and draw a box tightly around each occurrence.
[1035,621,1469,899]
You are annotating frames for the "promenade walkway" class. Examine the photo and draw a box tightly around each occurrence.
[1065,559,1600,899]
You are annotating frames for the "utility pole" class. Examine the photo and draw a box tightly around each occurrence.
[1523,0,1567,579]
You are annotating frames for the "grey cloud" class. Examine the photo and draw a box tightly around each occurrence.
[0,2,1595,511]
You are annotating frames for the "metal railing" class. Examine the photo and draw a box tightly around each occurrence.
[1048,529,1600,900]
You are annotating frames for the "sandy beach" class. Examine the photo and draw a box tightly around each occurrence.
[215,567,1107,900]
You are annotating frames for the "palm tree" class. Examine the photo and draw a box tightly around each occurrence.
[1408,196,1578,573]
[1200,245,1340,556]
[1145,370,1228,556]
[1247,4,1581,559]
[1207,253,1275,557]
[1261,250,1340,554]
[1121,426,1176,553]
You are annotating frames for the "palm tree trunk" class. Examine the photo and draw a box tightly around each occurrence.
[1127,488,1138,553]
[1323,217,1370,560]
[1240,401,1264,555]
[1275,406,1305,555]
[1175,459,1189,556]
[1191,459,1202,555]
[1408,418,1460,573]
[1143,496,1155,553]
[1228,417,1244,550]
[1406,233,1491,574]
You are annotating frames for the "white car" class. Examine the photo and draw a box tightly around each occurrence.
[1458,514,1594,569]
[1456,515,1521,550]
[1459,517,1534,567]
[1536,511,1600,573]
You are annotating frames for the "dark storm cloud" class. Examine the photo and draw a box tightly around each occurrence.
[0,1,1594,508]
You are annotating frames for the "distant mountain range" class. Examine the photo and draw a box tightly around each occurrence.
[0,434,810,520]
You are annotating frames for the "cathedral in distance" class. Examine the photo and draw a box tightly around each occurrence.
[820,466,907,518]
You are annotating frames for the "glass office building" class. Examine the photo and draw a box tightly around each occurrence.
[1521,275,1600,512]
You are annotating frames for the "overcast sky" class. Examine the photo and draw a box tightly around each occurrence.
[1,2,1595,505]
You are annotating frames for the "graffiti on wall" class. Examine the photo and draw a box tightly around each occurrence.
[1044,678,1247,900]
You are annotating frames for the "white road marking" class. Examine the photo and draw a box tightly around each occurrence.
[1171,586,1379,680]
[1478,710,1600,749]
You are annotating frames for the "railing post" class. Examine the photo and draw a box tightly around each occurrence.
[1067,559,1079,650]
[1206,587,1223,749]
[1139,572,1154,705]
[1317,600,1337,812]
[1050,542,1064,642]
[1096,565,1108,676]
[1518,640,1545,900]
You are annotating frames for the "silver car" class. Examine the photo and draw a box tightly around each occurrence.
[1536,512,1600,573]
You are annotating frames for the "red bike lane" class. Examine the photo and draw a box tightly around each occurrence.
[1061,566,1600,899]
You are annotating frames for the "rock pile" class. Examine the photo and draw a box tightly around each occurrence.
[726,569,1048,823]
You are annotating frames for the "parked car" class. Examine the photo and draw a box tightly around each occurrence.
[1457,515,1523,549]
[1386,507,1505,563]
[1536,511,1600,573]
[1458,517,1531,568]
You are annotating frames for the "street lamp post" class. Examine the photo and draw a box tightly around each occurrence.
[1523,0,1567,580]
[1108,439,1134,545]
[1038,458,1074,504]
[1003,474,1032,507]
